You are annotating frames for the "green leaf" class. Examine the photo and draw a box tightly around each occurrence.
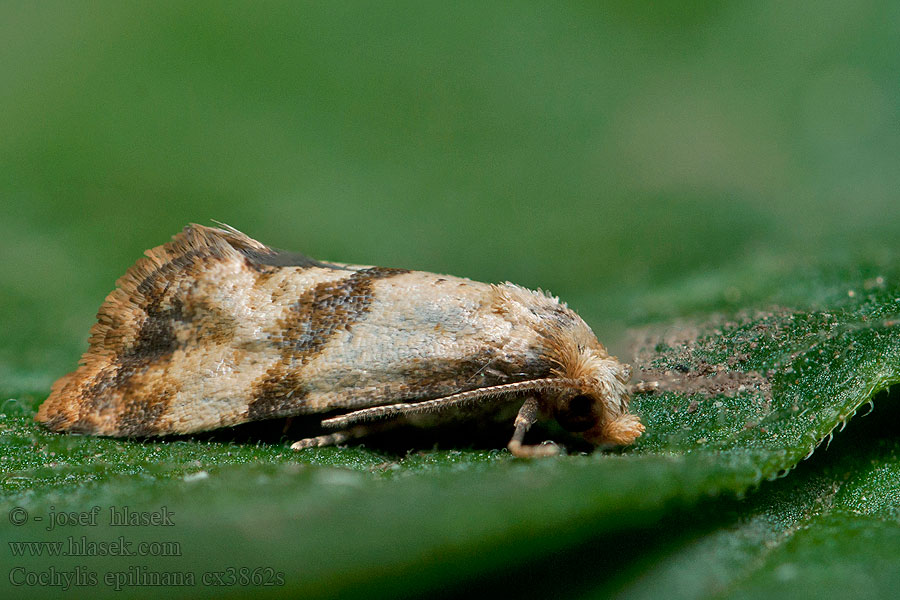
[595,387,900,600]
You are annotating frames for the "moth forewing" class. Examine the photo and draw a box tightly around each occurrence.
[36,224,643,456]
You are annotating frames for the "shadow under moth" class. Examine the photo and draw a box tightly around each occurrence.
[36,224,643,457]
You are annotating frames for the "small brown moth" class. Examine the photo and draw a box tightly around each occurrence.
[36,224,643,457]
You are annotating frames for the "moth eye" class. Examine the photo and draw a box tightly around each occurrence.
[556,394,595,432]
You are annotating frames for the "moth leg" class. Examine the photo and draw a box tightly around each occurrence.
[290,430,353,450]
[507,397,559,458]
[289,422,397,451]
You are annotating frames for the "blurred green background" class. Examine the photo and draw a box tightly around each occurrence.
[2,4,899,599]
[2,0,898,386]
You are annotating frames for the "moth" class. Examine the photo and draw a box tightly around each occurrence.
[36,224,643,457]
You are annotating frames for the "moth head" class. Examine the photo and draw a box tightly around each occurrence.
[491,282,644,447]
[542,329,644,446]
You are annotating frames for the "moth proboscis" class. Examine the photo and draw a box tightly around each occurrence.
[36,224,644,457]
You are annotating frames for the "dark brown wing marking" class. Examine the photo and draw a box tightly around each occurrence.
[245,267,409,420]
[245,371,308,421]
[37,224,325,435]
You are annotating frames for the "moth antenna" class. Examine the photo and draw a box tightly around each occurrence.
[321,378,576,429]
